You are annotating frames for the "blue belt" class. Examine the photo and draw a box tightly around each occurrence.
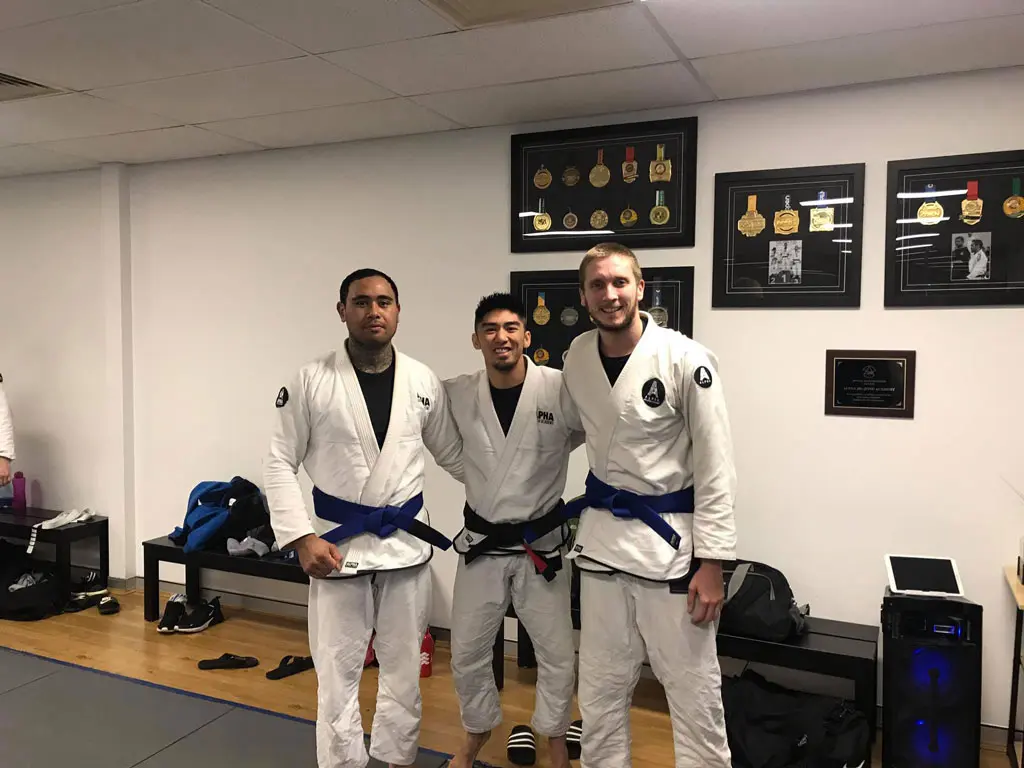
[562,471,693,550]
[312,488,452,550]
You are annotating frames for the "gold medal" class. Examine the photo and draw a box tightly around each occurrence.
[773,194,799,235]
[589,149,610,188]
[591,209,609,229]
[917,183,944,225]
[533,347,550,366]
[532,292,550,325]
[650,190,670,226]
[960,180,982,226]
[622,146,638,183]
[648,287,669,328]
[809,190,835,232]
[620,206,638,228]
[563,211,578,229]
[533,165,552,190]
[562,166,580,187]
[649,143,672,183]
[1005,178,1024,219]
[560,306,579,326]
[736,194,766,238]
[532,198,551,232]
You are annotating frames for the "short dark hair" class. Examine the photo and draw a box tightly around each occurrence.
[339,268,399,305]
[474,292,526,327]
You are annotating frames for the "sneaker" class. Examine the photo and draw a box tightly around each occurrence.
[71,571,106,597]
[158,594,187,634]
[175,597,225,634]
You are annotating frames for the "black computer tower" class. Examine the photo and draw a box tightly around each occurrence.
[881,589,982,767]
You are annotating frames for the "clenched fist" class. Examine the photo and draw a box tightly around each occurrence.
[295,535,341,578]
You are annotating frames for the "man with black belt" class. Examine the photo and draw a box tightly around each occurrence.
[443,293,584,768]
[263,268,464,768]
[561,243,738,768]
[0,373,13,486]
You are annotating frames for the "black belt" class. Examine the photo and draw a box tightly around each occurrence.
[462,501,566,582]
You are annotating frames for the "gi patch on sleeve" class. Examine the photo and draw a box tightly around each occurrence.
[641,378,666,408]
[693,366,713,389]
[275,387,289,408]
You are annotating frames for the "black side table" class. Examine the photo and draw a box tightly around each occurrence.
[0,508,109,601]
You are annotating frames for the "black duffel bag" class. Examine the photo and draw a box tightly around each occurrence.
[723,669,870,768]
[0,538,64,621]
[720,559,809,642]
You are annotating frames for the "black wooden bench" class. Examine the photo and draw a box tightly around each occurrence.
[142,536,308,621]
[495,565,879,747]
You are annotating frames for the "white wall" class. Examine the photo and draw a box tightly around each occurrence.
[2,65,1021,727]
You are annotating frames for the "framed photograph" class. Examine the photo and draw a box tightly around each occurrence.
[824,349,916,419]
[510,266,695,370]
[510,117,698,253]
[884,149,1024,307]
[712,163,865,308]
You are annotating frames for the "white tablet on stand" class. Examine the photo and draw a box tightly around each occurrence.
[884,554,964,598]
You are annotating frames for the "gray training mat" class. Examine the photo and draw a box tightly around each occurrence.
[0,647,61,694]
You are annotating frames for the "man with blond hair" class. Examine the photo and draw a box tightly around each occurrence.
[561,242,738,767]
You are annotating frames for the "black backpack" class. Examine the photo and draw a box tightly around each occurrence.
[719,559,809,642]
[723,669,870,768]
[0,538,65,621]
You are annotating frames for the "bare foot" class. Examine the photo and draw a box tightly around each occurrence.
[548,735,570,768]
[449,730,491,768]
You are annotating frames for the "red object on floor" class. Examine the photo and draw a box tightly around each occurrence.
[364,632,376,667]
[420,630,434,678]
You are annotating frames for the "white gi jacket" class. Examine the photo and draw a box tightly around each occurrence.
[562,313,737,581]
[0,377,14,461]
[443,357,584,556]
[263,346,463,575]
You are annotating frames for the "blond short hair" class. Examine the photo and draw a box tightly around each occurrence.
[578,242,643,287]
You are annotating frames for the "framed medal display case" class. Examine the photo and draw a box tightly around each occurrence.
[509,266,695,370]
[711,163,865,308]
[884,149,1024,308]
[510,117,698,253]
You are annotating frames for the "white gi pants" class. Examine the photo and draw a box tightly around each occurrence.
[578,571,731,768]
[450,554,575,737]
[308,564,430,768]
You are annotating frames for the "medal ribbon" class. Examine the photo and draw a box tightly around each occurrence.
[966,180,979,201]
[538,292,545,308]
[1013,178,1021,196]
[538,198,546,214]
[625,147,635,163]
[656,144,665,161]
[597,149,604,165]
[656,190,665,207]
[747,194,757,213]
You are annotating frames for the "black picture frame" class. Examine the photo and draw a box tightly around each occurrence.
[509,266,695,370]
[884,149,1024,308]
[824,349,916,420]
[510,117,698,253]
[712,163,865,308]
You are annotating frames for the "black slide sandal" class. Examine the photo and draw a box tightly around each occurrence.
[266,654,314,680]
[197,653,259,670]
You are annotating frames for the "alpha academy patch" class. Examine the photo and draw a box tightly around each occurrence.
[693,366,713,389]
[275,387,289,407]
[641,378,665,408]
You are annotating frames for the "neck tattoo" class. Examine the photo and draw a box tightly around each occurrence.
[347,338,393,373]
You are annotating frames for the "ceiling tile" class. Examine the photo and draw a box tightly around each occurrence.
[647,0,1024,59]
[325,5,677,96]
[90,57,394,124]
[0,144,96,177]
[414,63,708,127]
[693,14,1024,100]
[37,126,261,164]
[199,98,459,148]
[0,0,134,32]
[0,0,304,91]
[207,0,455,54]
[424,0,630,28]
[0,93,177,144]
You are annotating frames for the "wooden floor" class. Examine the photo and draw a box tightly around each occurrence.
[0,589,1006,768]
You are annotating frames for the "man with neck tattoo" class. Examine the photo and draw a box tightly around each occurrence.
[561,243,737,768]
[264,268,464,768]
[442,293,584,768]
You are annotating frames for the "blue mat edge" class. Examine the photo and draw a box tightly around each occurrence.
[0,643,505,766]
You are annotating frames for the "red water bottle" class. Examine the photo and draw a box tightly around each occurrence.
[12,472,26,510]
[420,630,434,678]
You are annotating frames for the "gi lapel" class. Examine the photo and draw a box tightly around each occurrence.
[475,358,538,518]
[359,351,409,509]
[591,313,655,478]
[337,344,381,473]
